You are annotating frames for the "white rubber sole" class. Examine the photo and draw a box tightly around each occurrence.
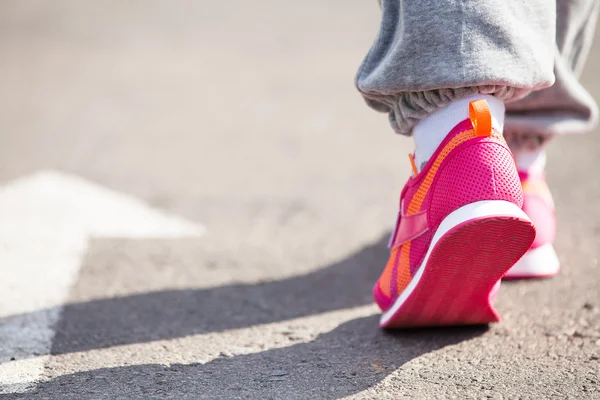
[380,200,532,327]
[504,243,560,279]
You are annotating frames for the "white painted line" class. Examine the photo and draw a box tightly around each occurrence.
[0,171,205,393]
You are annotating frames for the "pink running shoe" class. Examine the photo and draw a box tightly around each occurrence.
[504,172,559,279]
[374,100,536,328]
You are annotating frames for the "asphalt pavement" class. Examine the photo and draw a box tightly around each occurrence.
[0,1,599,399]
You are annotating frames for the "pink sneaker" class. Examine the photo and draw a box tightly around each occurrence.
[374,100,536,328]
[504,172,559,279]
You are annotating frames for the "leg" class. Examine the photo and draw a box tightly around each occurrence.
[503,0,599,279]
[358,1,547,327]
[356,0,556,136]
[505,0,600,139]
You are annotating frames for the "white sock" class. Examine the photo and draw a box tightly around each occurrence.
[412,94,506,172]
[515,148,546,174]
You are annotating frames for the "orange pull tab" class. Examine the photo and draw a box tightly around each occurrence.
[469,99,492,137]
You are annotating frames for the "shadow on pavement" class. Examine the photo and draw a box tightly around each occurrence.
[44,232,389,355]
[17,316,488,400]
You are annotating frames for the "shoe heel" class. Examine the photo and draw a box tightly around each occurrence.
[381,200,535,328]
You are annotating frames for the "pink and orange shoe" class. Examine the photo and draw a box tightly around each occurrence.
[504,172,559,279]
[374,100,536,328]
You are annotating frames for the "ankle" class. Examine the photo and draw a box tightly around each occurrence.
[515,148,546,174]
[412,94,505,172]
[504,132,549,174]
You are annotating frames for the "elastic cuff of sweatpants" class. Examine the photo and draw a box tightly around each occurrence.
[363,85,530,136]
[504,110,599,137]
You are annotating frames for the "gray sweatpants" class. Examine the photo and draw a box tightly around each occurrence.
[356,0,600,137]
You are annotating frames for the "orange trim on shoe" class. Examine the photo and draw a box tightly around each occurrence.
[408,153,418,176]
[406,127,506,215]
[396,243,412,296]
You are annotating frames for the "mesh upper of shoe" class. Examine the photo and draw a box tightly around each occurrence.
[428,139,523,228]
[520,173,555,249]
[374,119,523,311]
